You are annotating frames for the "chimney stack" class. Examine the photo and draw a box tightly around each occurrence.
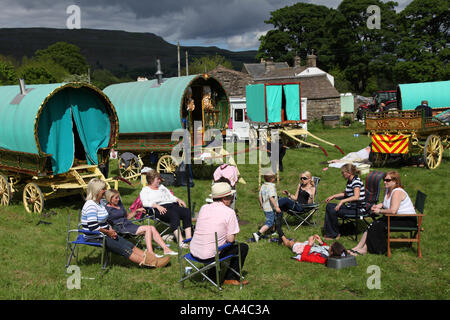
[294,54,301,68]
[155,59,163,84]
[306,52,317,68]
[265,57,275,73]
[19,78,27,95]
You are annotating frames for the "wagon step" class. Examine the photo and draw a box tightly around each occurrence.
[69,165,106,187]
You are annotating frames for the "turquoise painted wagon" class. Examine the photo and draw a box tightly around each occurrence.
[0,82,119,213]
[397,80,450,112]
[246,82,344,158]
[103,74,230,179]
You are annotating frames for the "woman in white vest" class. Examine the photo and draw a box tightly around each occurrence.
[349,171,416,255]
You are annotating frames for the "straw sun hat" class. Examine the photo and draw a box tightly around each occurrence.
[210,182,236,199]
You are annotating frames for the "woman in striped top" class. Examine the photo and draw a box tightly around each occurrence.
[323,164,366,240]
[81,178,170,268]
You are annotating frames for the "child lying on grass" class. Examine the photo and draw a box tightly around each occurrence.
[276,222,347,264]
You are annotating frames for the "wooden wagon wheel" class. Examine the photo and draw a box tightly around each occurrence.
[0,174,11,207]
[119,155,142,181]
[424,135,443,170]
[157,155,179,174]
[372,152,388,167]
[23,182,44,214]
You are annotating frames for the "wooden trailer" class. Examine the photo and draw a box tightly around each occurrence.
[366,110,449,169]
[245,82,344,183]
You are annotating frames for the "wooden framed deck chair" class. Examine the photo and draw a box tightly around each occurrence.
[283,176,320,230]
[385,190,426,258]
[65,212,111,271]
[341,171,385,240]
[178,232,244,291]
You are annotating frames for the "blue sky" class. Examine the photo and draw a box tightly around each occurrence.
[0,0,414,51]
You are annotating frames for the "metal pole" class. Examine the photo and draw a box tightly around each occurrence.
[186,51,189,76]
[184,130,192,213]
[177,42,181,77]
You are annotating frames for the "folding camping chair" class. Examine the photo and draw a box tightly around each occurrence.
[283,176,321,230]
[385,190,426,258]
[340,170,385,240]
[106,201,150,249]
[144,207,172,237]
[65,211,111,271]
[130,194,172,237]
[178,232,244,291]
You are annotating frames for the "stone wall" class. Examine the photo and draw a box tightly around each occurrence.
[307,97,341,120]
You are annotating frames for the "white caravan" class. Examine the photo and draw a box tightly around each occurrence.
[225,97,250,142]
[225,97,308,142]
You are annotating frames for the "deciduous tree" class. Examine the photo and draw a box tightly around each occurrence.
[35,42,89,75]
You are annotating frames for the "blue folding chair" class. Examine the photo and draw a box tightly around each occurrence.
[178,232,244,291]
[65,212,110,271]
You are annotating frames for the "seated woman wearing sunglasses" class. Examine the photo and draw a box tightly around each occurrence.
[278,171,316,213]
[349,171,416,256]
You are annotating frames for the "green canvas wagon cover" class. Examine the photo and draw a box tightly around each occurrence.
[103,74,229,151]
[246,82,303,123]
[397,80,450,110]
[0,82,119,175]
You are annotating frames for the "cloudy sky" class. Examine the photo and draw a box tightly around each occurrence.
[0,0,414,51]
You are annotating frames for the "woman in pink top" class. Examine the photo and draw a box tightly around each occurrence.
[190,182,249,286]
[213,164,239,210]
[349,171,417,255]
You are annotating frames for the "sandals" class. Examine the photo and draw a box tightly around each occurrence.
[348,249,363,256]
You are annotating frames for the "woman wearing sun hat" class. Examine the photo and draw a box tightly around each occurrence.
[190,182,249,286]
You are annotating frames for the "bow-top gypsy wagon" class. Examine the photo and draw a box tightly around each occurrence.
[103,73,232,181]
[0,82,119,213]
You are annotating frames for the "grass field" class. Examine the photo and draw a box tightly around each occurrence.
[0,122,449,301]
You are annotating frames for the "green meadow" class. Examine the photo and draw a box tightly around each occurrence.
[0,122,448,300]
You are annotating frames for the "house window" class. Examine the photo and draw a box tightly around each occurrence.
[234,109,244,122]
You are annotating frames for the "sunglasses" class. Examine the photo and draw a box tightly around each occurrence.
[383,178,392,182]
[300,177,308,180]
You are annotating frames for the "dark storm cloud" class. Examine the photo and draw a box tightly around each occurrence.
[78,0,302,39]
[1,0,414,50]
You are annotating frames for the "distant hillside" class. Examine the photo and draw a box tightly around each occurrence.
[0,28,258,78]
